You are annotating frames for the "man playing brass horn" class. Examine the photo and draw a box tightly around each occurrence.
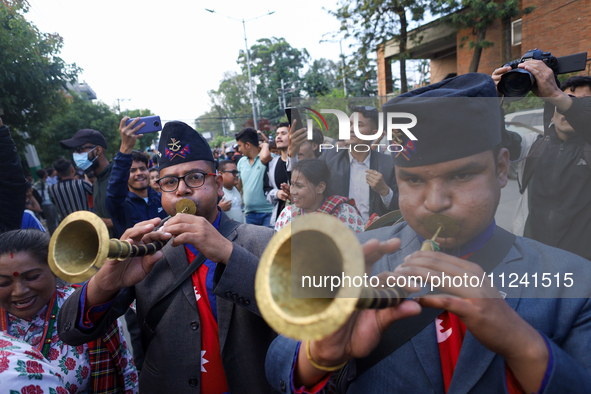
[266,74,591,393]
[57,121,276,393]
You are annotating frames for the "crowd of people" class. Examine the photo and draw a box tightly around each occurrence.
[0,58,590,393]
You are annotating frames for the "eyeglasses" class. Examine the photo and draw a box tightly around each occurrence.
[73,145,97,153]
[157,171,216,192]
[220,170,240,176]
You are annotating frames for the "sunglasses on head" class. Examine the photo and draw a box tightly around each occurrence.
[352,105,378,114]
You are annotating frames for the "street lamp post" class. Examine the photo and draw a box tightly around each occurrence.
[206,9,275,130]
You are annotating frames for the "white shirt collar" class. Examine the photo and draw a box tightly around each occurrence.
[348,150,371,166]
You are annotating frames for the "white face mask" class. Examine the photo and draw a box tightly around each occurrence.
[72,147,97,170]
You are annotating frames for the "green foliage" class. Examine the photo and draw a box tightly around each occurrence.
[0,1,80,145]
[327,0,447,93]
[124,108,157,151]
[209,134,235,149]
[208,71,251,132]
[195,107,227,136]
[36,92,120,166]
[238,37,309,123]
[502,92,544,114]
[302,59,339,97]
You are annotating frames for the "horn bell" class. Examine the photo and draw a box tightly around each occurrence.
[255,213,364,341]
[48,211,110,283]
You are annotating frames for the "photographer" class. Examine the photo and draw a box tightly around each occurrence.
[492,61,591,260]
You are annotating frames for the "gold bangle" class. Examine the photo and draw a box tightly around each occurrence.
[305,341,348,372]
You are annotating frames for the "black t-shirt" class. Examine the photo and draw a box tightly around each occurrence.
[275,158,289,186]
[274,158,290,215]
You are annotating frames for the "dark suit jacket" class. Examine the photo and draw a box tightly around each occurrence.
[57,212,278,394]
[319,148,398,218]
[266,223,591,393]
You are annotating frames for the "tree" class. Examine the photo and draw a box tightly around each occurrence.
[328,0,445,93]
[302,59,339,97]
[124,108,157,151]
[342,52,379,96]
[238,37,309,123]
[0,0,79,147]
[448,0,534,72]
[208,71,252,132]
[36,92,119,166]
[195,107,227,135]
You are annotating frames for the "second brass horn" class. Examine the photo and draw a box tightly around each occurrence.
[48,199,196,283]
[255,214,409,341]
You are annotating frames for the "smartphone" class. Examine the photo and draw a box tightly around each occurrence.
[285,107,304,131]
[126,115,162,134]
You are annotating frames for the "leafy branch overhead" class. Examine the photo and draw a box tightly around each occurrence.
[446,0,535,72]
[327,0,450,93]
[0,0,80,145]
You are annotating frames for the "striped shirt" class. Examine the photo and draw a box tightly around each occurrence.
[48,178,93,219]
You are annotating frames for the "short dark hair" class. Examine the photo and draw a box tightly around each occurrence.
[293,159,334,198]
[46,168,55,176]
[53,158,72,177]
[131,150,149,166]
[0,229,50,265]
[309,128,324,158]
[218,160,235,172]
[36,168,47,179]
[561,76,591,93]
[276,122,290,129]
[235,127,258,146]
[149,167,159,174]
[351,105,379,130]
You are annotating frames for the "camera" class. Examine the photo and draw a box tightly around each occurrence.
[498,49,587,98]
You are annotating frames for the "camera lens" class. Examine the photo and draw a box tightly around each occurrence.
[498,69,535,97]
[154,121,160,127]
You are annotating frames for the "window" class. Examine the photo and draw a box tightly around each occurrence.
[512,19,522,46]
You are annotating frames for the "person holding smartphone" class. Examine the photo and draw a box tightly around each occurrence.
[106,117,168,238]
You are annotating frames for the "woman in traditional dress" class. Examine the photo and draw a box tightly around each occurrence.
[0,229,138,394]
[0,330,69,393]
[274,158,364,233]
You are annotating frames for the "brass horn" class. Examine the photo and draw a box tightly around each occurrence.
[48,199,196,283]
[255,213,461,341]
[255,213,409,341]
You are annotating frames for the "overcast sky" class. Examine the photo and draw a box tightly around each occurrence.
[25,0,357,125]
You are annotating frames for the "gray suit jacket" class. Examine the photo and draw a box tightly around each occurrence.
[266,223,591,393]
[320,149,398,218]
[58,212,278,394]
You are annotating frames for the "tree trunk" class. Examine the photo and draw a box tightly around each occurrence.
[500,16,512,65]
[469,28,487,73]
[398,8,408,93]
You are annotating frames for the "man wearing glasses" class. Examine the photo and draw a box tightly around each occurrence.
[218,160,244,222]
[60,128,115,236]
[58,121,276,394]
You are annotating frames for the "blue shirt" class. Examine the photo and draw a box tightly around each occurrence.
[106,151,168,238]
[237,155,273,214]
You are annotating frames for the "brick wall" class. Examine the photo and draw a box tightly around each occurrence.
[522,0,591,76]
[377,0,591,93]
[457,0,591,76]
[431,52,458,83]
